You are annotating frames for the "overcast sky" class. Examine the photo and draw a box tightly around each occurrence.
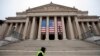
[0,0,100,20]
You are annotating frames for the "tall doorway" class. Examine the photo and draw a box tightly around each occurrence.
[41,34,46,40]
[49,34,55,40]
[58,33,63,40]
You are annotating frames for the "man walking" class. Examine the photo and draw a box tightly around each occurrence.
[36,47,46,56]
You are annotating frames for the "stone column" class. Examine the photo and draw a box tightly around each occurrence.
[81,22,86,33]
[68,16,75,40]
[97,22,100,34]
[23,17,29,40]
[14,23,18,31]
[46,16,49,40]
[37,16,42,40]
[0,25,2,35]
[54,16,58,40]
[0,23,8,39]
[75,16,82,39]
[18,23,23,34]
[30,17,36,40]
[92,22,99,35]
[6,23,13,36]
[61,16,66,40]
[87,22,90,31]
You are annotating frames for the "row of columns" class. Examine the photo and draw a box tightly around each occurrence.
[6,22,24,37]
[5,16,69,40]
[5,16,100,40]
[29,16,81,40]
[80,22,100,35]
[37,16,66,40]
[6,16,81,40]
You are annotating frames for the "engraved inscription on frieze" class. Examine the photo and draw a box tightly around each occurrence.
[44,6,60,10]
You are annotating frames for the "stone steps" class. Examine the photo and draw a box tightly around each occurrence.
[0,40,100,56]
[0,40,100,50]
[0,50,100,56]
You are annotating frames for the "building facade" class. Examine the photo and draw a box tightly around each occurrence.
[0,3,100,40]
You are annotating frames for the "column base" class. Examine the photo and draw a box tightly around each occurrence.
[45,39,49,40]
[55,39,58,40]
[70,38,76,40]
[29,38,33,40]
[37,38,41,40]
[63,37,67,40]
[63,39,67,40]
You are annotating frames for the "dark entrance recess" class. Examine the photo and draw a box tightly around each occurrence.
[41,34,46,40]
[58,34,63,40]
[49,34,55,40]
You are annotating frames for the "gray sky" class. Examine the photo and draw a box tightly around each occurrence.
[0,0,100,20]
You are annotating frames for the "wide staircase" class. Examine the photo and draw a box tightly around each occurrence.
[0,40,100,56]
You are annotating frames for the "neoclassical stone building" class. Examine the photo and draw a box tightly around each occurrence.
[0,2,100,40]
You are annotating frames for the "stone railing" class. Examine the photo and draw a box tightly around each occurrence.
[79,30,100,45]
[0,31,22,46]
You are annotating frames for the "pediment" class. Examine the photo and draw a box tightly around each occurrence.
[25,3,78,12]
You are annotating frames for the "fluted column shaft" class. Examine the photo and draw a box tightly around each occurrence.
[92,22,99,35]
[6,23,13,36]
[75,17,82,39]
[18,23,23,34]
[68,16,75,40]
[23,17,29,40]
[37,16,42,40]
[54,16,58,40]
[97,22,100,34]
[0,23,8,39]
[81,22,86,33]
[61,16,66,40]
[30,17,36,40]
[14,23,18,31]
[46,16,49,40]
[87,22,90,30]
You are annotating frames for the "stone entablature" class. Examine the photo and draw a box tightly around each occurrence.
[17,11,88,16]
[6,20,26,23]
[78,16,99,19]
[16,3,88,17]
[6,17,26,20]
[16,11,77,17]
[78,19,99,22]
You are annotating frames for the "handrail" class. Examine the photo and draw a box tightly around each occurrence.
[0,31,23,46]
[77,30,100,45]
[81,30,94,40]
[9,31,23,40]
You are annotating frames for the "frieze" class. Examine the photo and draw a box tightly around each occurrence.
[44,6,59,10]
[25,3,78,12]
